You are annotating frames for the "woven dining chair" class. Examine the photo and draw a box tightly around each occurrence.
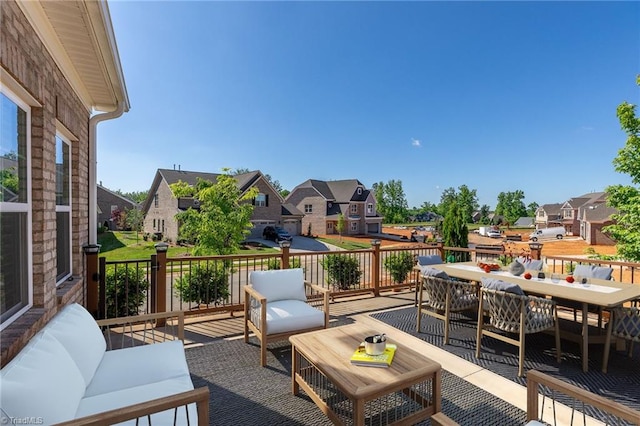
[416,274,478,345]
[602,306,640,373]
[477,287,561,377]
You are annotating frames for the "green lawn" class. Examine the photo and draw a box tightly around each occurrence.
[97,231,278,261]
[317,237,371,250]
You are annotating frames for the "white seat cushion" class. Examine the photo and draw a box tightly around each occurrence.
[254,300,325,335]
[84,340,190,397]
[45,303,106,386]
[250,268,306,302]
[0,331,85,424]
[76,376,197,426]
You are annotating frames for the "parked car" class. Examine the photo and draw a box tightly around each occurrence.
[262,226,293,243]
[487,230,502,238]
[528,226,565,242]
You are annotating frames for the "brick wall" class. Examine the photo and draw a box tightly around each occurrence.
[1,0,90,366]
[144,179,179,242]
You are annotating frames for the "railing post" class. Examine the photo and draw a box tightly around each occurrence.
[98,257,106,320]
[83,244,101,318]
[150,254,158,313]
[528,242,543,261]
[371,239,381,297]
[280,240,291,269]
[436,242,445,262]
[154,243,169,325]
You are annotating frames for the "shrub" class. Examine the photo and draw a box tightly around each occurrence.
[174,263,230,305]
[105,267,148,318]
[322,254,361,290]
[383,252,415,283]
[565,263,576,274]
[267,258,302,270]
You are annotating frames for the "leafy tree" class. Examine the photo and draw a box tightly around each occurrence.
[105,267,147,318]
[441,201,469,262]
[336,213,346,242]
[280,189,290,198]
[125,207,145,243]
[0,167,18,200]
[527,202,539,217]
[605,75,640,261]
[115,190,148,204]
[266,258,302,270]
[373,180,409,223]
[495,190,527,224]
[437,186,478,223]
[172,172,257,256]
[478,204,491,224]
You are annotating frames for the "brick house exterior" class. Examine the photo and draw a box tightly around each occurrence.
[534,203,563,229]
[578,196,617,246]
[97,184,138,230]
[560,192,607,237]
[286,179,383,236]
[141,168,303,243]
[0,0,129,365]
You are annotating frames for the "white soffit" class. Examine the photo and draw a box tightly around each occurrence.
[17,0,129,113]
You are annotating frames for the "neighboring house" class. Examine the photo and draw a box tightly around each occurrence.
[560,192,607,236]
[514,217,535,228]
[286,179,383,236]
[97,184,138,230]
[0,0,129,364]
[471,211,482,223]
[141,168,303,242]
[534,203,563,228]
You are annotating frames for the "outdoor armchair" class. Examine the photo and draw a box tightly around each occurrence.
[244,268,330,367]
[416,271,478,345]
[602,306,640,373]
[477,286,561,377]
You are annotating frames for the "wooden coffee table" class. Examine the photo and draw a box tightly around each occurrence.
[290,322,442,425]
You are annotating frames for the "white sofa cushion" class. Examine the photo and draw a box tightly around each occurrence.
[0,331,85,424]
[45,303,106,386]
[76,376,197,426]
[84,340,190,397]
[250,268,306,302]
[254,299,325,335]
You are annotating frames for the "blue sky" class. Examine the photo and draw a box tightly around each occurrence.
[99,1,640,209]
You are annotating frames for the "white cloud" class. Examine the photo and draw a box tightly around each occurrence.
[411,138,421,147]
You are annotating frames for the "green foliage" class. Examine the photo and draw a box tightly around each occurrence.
[174,263,230,305]
[115,189,148,204]
[565,263,576,274]
[267,257,302,270]
[373,180,409,223]
[105,267,148,318]
[495,190,528,224]
[336,213,346,238]
[172,172,257,256]
[125,207,145,243]
[322,254,362,290]
[437,186,478,223]
[0,167,18,200]
[383,252,415,283]
[605,76,640,261]
[478,204,491,224]
[527,202,539,217]
[441,201,470,262]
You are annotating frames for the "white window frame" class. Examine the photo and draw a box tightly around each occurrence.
[0,86,33,330]
[350,221,358,232]
[367,203,374,214]
[304,204,312,214]
[55,131,72,285]
[327,222,333,231]
[255,193,267,207]
[350,204,358,214]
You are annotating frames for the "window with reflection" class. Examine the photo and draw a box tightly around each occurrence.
[0,90,31,326]
[56,134,71,283]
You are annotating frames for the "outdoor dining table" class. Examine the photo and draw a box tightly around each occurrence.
[427,261,640,372]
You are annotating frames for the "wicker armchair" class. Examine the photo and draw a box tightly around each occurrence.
[602,306,640,373]
[416,275,478,345]
[477,287,561,377]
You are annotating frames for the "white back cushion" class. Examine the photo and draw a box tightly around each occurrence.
[45,303,106,385]
[0,331,85,424]
[250,268,306,302]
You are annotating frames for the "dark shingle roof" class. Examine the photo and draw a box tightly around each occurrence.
[281,203,304,216]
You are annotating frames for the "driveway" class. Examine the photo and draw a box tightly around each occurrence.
[247,236,343,252]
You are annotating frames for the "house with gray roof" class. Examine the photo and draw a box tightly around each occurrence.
[286,179,383,236]
[534,203,563,228]
[141,168,302,242]
[560,192,607,236]
[97,185,139,230]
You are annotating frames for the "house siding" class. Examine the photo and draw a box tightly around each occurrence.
[247,179,283,237]
[1,0,90,364]
[143,180,179,242]
[97,187,137,230]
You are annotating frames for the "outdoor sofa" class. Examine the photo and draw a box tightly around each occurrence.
[0,303,209,425]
